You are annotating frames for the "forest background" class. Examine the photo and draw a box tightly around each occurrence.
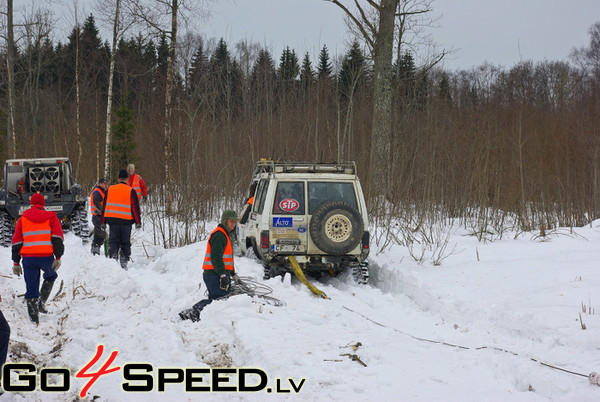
[1,1,599,250]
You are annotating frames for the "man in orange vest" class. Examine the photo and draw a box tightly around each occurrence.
[102,169,140,269]
[90,177,109,255]
[127,164,148,202]
[11,193,64,324]
[179,209,240,322]
[239,181,257,225]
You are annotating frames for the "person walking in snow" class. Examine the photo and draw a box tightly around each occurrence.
[11,193,64,324]
[127,164,148,203]
[102,170,140,270]
[90,177,109,255]
[179,210,241,322]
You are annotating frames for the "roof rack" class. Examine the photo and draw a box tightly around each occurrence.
[253,160,357,177]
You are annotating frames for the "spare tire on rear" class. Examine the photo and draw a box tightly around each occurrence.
[309,201,363,255]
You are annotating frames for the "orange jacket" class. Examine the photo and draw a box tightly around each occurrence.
[12,205,64,260]
[202,226,234,272]
[103,183,134,220]
[128,173,147,200]
[20,216,53,255]
[90,187,106,216]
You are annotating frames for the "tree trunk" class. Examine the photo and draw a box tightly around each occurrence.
[368,0,399,199]
[164,0,178,215]
[103,0,121,179]
[6,0,17,158]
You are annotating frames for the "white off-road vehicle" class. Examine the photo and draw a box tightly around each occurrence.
[239,160,370,284]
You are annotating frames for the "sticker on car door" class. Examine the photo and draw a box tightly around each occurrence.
[273,217,293,227]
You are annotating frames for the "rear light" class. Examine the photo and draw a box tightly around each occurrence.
[260,231,269,249]
[362,231,369,249]
[11,162,20,166]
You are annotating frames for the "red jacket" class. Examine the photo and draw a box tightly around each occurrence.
[12,205,64,261]
[128,173,147,200]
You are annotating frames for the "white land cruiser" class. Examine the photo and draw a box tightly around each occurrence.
[239,160,370,284]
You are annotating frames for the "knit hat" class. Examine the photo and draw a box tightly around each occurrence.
[118,169,128,179]
[220,209,238,226]
[30,193,45,206]
[98,177,108,184]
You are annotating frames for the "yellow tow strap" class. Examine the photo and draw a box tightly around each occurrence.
[288,256,329,299]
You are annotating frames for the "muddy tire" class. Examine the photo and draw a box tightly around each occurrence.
[309,201,363,255]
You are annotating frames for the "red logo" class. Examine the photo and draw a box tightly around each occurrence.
[279,199,299,212]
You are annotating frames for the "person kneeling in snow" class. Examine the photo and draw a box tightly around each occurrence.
[179,210,240,322]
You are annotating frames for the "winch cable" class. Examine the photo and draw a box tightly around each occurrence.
[223,276,285,307]
[342,305,599,386]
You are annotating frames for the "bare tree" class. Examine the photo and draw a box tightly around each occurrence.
[570,22,600,77]
[130,0,209,214]
[4,0,17,157]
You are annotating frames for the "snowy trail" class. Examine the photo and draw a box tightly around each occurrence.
[1,224,600,401]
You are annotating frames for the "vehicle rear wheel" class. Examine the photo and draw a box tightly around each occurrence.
[0,213,14,247]
[309,201,363,255]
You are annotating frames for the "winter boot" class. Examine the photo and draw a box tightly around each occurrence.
[120,255,128,270]
[26,298,39,324]
[38,280,54,314]
[91,243,100,255]
[179,308,200,322]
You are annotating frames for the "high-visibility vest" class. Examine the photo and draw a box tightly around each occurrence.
[90,187,105,216]
[129,174,142,200]
[247,196,254,205]
[103,183,134,220]
[20,216,53,255]
[202,226,234,271]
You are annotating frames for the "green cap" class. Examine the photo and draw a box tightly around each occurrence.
[221,209,238,226]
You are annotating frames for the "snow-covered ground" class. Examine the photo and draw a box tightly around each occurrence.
[1,219,600,401]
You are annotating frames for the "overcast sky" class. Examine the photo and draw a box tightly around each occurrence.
[202,0,600,71]
[45,0,600,71]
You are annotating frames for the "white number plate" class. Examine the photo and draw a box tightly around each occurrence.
[19,205,63,214]
[274,244,305,252]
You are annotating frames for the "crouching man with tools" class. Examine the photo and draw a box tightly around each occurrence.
[11,193,64,324]
[179,210,241,322]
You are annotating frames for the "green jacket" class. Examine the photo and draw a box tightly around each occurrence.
[203,224,235,277]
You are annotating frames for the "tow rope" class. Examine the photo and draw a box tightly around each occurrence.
[343,305,599,386]
[288,256,329,299]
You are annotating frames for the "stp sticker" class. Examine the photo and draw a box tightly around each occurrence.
[279,198,299,212]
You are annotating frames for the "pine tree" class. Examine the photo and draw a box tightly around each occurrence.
[317,45,333,80]
[338,40,366,100]
[277,46,299,83]
[111,96,136,179]
[300,52,314,91]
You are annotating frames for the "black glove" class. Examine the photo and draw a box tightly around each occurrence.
[135,223,141,229]
[232,274,241,284]
[142,195,148,202]
[101,224,106,231]
[219,275,230,291]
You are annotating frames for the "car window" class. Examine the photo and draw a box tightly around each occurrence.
[273,182,305,215]
[254,179,269,214]
[308,182,357,214]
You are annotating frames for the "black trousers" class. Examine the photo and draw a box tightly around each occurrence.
[0,310,9,383]
[108,223,132,261]
[92,215,106,246]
